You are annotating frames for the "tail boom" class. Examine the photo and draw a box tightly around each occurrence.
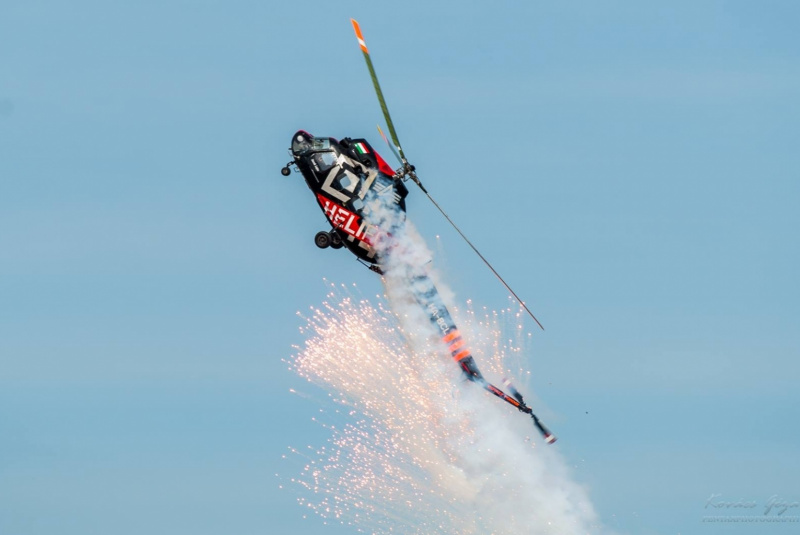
[407,270,557,443]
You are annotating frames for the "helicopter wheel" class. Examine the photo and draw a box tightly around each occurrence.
[314,231,331,249]
[329,230,344,249]
[281,166,291,176]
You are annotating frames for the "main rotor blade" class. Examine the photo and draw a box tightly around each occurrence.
[422,189,545,331]
[377,124,403,165]
[351,19,407,163]
[350,19,542,330]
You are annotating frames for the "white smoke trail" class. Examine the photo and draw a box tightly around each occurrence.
[288,282,601,534]
[285,186,603,533]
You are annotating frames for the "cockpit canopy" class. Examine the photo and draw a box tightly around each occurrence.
[291,131,333,156]
[291,131,313,155]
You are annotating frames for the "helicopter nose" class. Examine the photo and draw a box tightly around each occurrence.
[291,130,313,154]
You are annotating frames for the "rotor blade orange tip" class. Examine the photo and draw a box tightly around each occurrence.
[351,19,368,53]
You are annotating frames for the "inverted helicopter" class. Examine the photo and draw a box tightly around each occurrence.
[282,130,406,271]
[281,19,556,444]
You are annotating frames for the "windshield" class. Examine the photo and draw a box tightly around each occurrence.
[291,133,312,154]
[312,138,330,151]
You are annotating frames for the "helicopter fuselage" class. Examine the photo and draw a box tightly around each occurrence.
[288,130,408,264]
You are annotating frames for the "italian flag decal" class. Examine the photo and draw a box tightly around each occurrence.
[354,142,369,154]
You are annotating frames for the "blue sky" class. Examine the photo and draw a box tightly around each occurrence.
[2,1,799,533]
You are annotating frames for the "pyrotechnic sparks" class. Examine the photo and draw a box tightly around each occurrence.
[285,281,601,534]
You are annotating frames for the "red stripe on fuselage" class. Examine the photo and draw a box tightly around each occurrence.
[374,150,397,178]
[316,193,373,245]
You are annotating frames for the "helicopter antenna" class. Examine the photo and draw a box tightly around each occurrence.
[351,19,544,330]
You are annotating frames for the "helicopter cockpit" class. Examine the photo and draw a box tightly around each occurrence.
[290,131,313,155]
[291,132,338,168]
[286,131,402,208]
[292,131,331,152]
[290,131,340,180]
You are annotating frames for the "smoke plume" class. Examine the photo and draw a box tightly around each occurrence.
[286,186,603,533]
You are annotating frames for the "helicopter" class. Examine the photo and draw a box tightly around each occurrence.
[281,129,407,271]
[280,19,556,444]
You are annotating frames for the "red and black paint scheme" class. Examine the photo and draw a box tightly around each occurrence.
[278,19,556,444]
[284,130,407,269]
